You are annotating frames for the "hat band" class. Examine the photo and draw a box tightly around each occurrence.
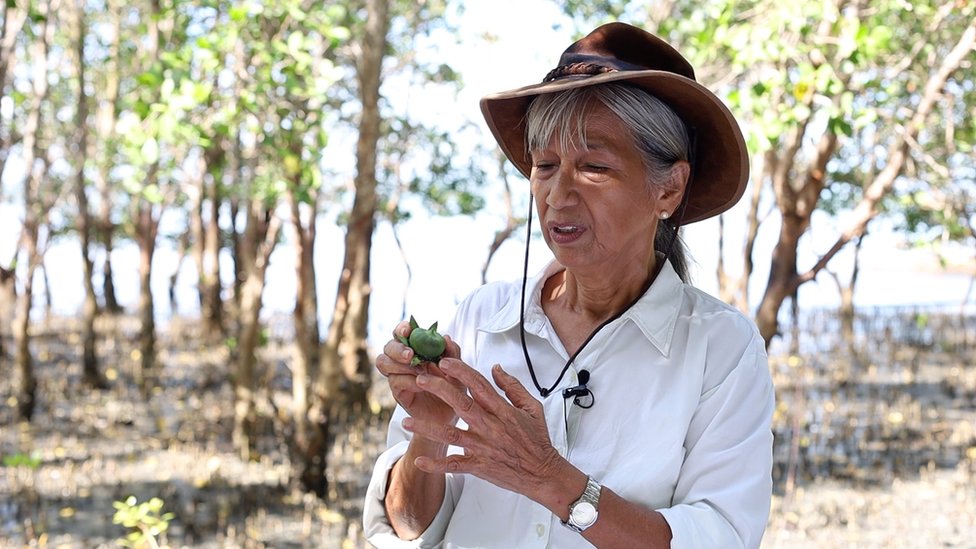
[542,62,617,83]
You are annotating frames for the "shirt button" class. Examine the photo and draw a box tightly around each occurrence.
[536,523,546,538]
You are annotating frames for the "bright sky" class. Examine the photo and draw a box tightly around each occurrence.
[1,0,973,340]
[319,1,975,344]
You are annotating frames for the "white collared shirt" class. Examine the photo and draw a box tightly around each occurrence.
[363,260,775,548]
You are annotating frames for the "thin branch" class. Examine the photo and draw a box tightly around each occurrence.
[481,152,523,284]
[904,132,951,179]
[795,16,976,288]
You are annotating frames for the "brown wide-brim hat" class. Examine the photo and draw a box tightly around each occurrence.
[480,22,749,224]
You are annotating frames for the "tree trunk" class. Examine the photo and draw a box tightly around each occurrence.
[13,0,55,420]
[232,202,281,460]
[71,0,104,388]
[228,197,244,315]
[0,2,27,94]
[736,152,768,312]
[288,178,325,490]
[289,186,319,451]
[196,142,225,338]
[307,0,390,495]
[755,111,839,345]
[167,227,190,311]
[320,0,390,410]
[716,215,731,303]
[14,250,38,421]
[131,0,163,392]
[755,212,807,343]
[135,199,159,392]
[227,142,245,315]
[837,234,864,361]
[234,269,262,460]
[99,206,122,314]
[202,152,224,337]
[226,37,248,318]
[189,155,206,309]
[0,265,14,360]
[0,2,28,178]
[95,0,122,314]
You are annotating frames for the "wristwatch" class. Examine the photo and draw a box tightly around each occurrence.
[564,476,602,533]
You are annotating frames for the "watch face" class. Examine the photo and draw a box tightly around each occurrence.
[571,501,597,527]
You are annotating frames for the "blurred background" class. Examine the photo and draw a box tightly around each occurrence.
[0,0,974,547]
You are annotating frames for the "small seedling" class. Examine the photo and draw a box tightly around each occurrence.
[2,452,41,469]
[113,496,174,549]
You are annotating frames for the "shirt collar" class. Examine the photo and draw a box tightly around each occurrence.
[480,261,562,334]
[479,258,685,358]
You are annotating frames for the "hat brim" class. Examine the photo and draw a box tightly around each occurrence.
[480,70,748,224]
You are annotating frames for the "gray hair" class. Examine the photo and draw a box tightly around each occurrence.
[524,83,694,282]
[526,83,690,187]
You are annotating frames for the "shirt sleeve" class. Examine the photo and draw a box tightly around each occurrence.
[363,293,490,548]
[657,332,775,549]
[362,407,463,548]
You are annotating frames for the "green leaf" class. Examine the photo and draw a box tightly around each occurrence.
[287,30,304,54]
[136,70,162,87]
[141,138,159,164]
[827,116,853,138]
[229,4,249,21]
[143,184,164,203]
[326,26,351,44]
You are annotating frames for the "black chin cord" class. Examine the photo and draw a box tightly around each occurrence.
[518,194,545,392]
[518,194,655,400]
[517,128,696,405]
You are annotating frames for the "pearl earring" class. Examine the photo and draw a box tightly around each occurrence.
[660,211,670,220]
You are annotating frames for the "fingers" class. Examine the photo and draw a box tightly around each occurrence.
[413,452,476,475]
[441,334,461,359]
[416,367,477,417]
[403,416,474,450]
[376,321,414,373]
[491,365,542,414]
[437,358,514,419]
[378,322,461,377]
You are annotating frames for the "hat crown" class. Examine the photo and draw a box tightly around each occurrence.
[479,22,749,225]
[551,23,696,82]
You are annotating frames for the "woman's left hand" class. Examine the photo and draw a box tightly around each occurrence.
[401,358,574,510]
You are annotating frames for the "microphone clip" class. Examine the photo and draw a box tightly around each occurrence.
[561,370,594,409]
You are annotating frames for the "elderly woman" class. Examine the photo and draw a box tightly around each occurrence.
[363,22,774,548]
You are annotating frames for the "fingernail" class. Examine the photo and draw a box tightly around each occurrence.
[402,349,412,361]
[402,417,414,430]
[416,374,429,386]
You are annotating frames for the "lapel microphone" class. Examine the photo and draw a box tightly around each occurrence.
[562,369,594,408]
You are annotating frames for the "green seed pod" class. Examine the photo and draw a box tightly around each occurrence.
[397,316,446,366]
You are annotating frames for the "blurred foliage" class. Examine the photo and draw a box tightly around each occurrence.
[113,496,175,549]
[559,0,975,245]
[2,451,42,469]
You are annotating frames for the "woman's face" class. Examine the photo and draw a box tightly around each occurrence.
[529,103,679,277]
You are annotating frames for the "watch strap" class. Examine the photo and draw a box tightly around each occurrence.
[564,476,602,533]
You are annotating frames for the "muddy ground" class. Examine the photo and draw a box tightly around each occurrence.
[1,308,975,548]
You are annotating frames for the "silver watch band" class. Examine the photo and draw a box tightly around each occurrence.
[564,476,602,533]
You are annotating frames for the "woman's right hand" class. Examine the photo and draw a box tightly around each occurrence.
[376,320,462,427]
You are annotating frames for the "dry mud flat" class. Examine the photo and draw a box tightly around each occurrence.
[764,466,976,548]
[0,317,386,548]
[763,307,976,548]
[1,311,975,547]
